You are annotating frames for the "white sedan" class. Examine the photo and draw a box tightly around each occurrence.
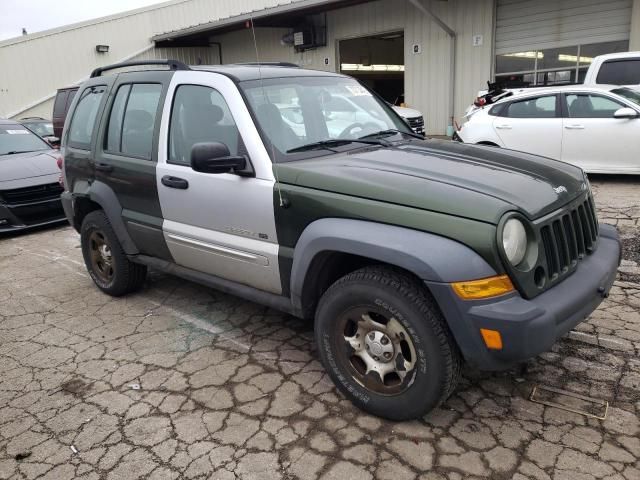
[456,86,640,174]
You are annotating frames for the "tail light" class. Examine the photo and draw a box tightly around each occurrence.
[56,154,64,188]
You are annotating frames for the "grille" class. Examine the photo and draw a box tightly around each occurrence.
[539,196,598,280]
[0,183,63,206]
[406,116,424,133]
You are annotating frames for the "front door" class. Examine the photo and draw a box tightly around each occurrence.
[561,92,640,173]
[155,71,282,294]
[492,94,562,159]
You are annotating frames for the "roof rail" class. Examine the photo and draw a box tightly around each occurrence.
[90,59,190,78]
[235,62,300,68]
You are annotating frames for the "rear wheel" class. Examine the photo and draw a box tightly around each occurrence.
[80,210,146,296]
[315,266,461,420]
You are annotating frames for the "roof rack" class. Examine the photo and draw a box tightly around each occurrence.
[90,59,190,78]
[235,62,300,68]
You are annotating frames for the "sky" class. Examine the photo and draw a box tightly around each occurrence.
[0,0,168,41]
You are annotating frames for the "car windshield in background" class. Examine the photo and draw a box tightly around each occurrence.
[0,125,50,155]
[24,121,54,137]
[612,87,640,107]
[240,76,411,162]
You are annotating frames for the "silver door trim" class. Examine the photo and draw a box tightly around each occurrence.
[166,232,269,266]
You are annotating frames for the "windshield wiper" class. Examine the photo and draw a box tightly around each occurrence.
[359,129,424,140]
[286,138,390,154]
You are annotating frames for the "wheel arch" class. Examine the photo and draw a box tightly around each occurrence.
[72,180,139,255]
[290,218,497,318]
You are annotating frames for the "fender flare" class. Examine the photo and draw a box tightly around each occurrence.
[289,218,497,312]
[87,181,139,255]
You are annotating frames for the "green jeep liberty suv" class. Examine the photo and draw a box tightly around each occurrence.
[61,60,621,420]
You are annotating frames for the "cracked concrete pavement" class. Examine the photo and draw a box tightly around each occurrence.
[0,175,638,480]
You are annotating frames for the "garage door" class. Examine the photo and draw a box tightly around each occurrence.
[495,0,633,55]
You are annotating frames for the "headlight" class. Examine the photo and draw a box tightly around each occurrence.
[502,218,527,266]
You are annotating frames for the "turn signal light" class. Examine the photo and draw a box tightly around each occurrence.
[480,328,503,350]
[451,275,514,300]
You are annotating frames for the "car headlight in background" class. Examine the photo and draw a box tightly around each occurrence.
[502,218,527,266]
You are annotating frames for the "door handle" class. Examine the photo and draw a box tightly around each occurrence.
[95,163,113,172]
[564,125,585,130]
[495,124,512,129]
[161,175,189,189]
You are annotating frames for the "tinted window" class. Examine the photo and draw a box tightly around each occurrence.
[0,125,50,155]
[105,84,161,159]
[24,122,54,137]
[169,85,240,166]
[106,85,131,152]
[68,86,105,147]
[566,94,624,118]
[53,92,68,117]
[505,95,557,118]
[596,59,640,85]
[612,88,640,107]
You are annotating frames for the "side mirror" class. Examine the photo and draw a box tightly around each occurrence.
[613,107,638,119]
[45,136,60,148]
[190,142,247,175]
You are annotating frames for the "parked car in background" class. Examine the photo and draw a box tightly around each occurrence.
[0,119,64,232]
[583,51,640,87]
[52,86,78,138]
[456,86,640,174]
[393,104,425,135]
[19,117,59,147]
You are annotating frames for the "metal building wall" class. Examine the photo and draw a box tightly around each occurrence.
[211,0,495,135]
[0,0,299,119]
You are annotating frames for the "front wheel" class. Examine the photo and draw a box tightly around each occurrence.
[315,266,461,420]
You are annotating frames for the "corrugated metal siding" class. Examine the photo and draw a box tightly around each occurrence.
[0,0,300,118]
[495,0,633,54]
[211,0,494,134]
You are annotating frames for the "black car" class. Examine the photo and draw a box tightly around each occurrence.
[0,119,65,232]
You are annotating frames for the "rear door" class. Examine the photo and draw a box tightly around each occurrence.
[561,92,640,173]
[93,71,173,260]
[155,71,282,294]
[492,94,562,159]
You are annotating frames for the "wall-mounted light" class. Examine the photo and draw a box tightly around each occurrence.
[95,45,109,53]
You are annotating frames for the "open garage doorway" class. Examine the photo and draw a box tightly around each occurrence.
[339,31,404,106]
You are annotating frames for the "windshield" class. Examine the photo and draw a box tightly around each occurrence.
[0,124,50,155]
[612,88,640,107]
[240,76,411,162]
[24,121,54,137]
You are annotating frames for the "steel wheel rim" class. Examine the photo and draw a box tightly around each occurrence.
[336,306,418,396]
[89,230,114,283]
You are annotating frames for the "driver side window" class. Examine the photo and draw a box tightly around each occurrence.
[168,85,240,166]
[566,94,624,118]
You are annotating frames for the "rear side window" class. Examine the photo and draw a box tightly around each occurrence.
[105,83,162,159]
[596,59,640,85]
[68,86,105,148]
[504,95,557,118]
[53,91,68,117]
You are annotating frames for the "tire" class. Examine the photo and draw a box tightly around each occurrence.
[315,266,461,420]
[80,210,147,297]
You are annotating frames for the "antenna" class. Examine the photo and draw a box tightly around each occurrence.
[249,16,285,208]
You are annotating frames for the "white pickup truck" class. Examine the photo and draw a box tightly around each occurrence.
[466,51,640,116]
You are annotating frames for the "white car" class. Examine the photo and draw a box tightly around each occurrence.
[457,86,640,174]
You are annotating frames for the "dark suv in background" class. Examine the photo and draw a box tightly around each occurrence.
[52,86,78,139]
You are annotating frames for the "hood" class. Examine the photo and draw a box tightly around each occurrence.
[392,105,422,119]
[0,150,59,183]
[276,139,587,224]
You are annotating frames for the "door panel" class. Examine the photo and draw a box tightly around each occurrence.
[492,94,562,159]
[156,71,282,294]
[93,72,173,260]
[561,93,640,173]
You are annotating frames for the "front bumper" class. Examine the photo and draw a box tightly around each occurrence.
[427,224,621,370]
[0,198,66,233]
